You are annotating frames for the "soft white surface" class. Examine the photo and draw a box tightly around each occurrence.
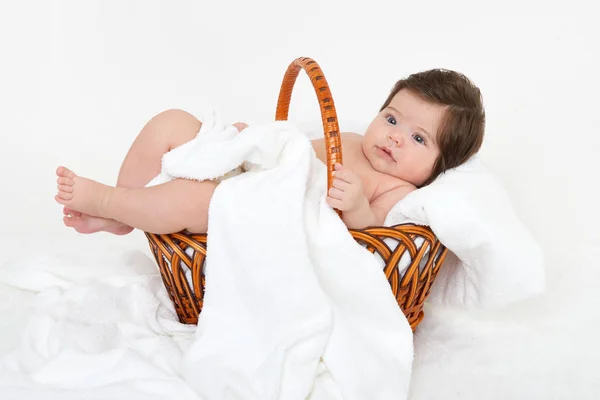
[1,237,598,399]
[0,237,199,400]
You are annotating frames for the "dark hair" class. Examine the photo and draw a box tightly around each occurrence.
[380,69,486,186]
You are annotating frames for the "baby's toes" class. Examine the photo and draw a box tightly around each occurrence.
[63,215,73,227]
[56,166,75,179]
[63,207,81,217]
[57,176,74,186]
[56,189,74,201]
[63,215,85,230]
[58,184,74,194]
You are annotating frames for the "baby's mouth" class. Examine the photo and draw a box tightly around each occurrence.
[376,146,395,161]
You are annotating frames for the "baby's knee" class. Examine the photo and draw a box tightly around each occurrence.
[145,109,202,148]
[153,109,201,129]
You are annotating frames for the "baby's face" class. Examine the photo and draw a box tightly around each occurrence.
[362,90,445,187]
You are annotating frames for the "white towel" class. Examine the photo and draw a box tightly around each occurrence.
[385,156,545,308]
[150,111,414,399]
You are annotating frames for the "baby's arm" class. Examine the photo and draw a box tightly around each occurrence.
[326,164,414,229]
[339,191,409,229]
[339,200,378,230]
[326,164,379,229]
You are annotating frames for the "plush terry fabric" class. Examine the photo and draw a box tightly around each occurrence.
[385,156,544,308]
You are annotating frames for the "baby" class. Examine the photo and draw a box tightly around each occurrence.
[55,69,485,233]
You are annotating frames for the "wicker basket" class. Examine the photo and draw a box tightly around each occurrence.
[145,57,448,331]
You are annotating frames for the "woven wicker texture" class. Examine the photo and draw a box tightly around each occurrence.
[145,57,448,330]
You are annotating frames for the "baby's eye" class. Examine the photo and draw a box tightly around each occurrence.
[413,134,426,145]
[386,115,397,125]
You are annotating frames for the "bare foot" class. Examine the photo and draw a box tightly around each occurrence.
[55,166,112,218]
[62,207,133,235]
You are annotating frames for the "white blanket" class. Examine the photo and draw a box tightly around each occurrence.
[151,111,414,399]
[385,156,545,308]
[0,250,200,400]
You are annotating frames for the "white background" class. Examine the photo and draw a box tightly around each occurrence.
[1,1,599,398]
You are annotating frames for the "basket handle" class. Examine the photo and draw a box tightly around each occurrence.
[275,57,343,215]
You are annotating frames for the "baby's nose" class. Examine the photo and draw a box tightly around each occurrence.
[388,132,405,146]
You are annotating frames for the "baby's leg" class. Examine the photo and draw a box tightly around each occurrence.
[116,109,204,188]
[56,166,216,234]
[60,109,210,234]
[113,111,247,188]
[62,207,132,235]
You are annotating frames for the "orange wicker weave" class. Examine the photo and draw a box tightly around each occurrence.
[145,57,448,331]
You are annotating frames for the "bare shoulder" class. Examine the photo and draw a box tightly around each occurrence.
[311,132,363,162]
[312,132,362,145]
[340,132,363,142]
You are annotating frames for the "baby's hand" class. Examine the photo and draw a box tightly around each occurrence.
[233,122,249,132]
[326,163,369,213]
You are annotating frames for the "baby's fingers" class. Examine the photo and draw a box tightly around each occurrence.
[328,187,344,200]
[334,169,358,184]
[333,163,349,178]
[332,178,351,190]
[326,196,344,210]
[333,163,360,183]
